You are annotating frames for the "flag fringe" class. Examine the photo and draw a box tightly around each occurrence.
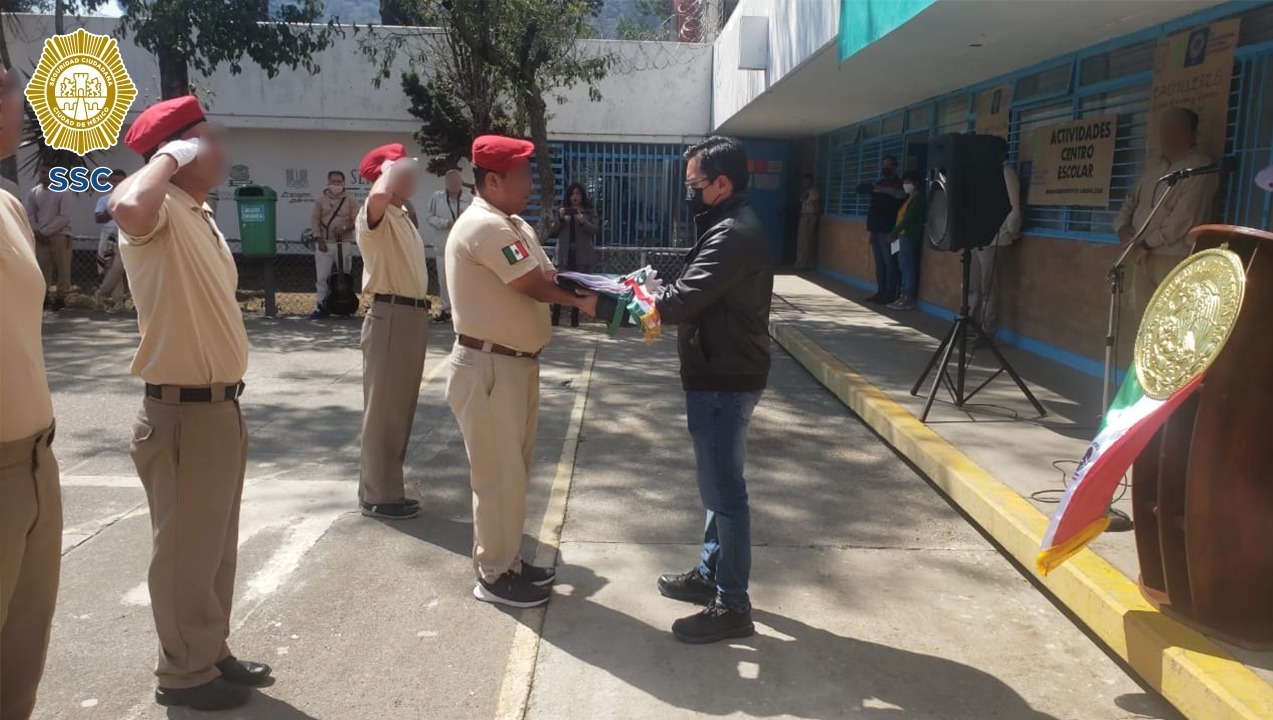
[1036,516,1112,576]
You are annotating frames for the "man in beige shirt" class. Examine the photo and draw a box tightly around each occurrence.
[0,64,64,720]
[354,143,430,520]
[23,163,74,310]
[308,169,357,318]
[446,135,596,608]
[110,95,268,712]
[1113,107,1219,359]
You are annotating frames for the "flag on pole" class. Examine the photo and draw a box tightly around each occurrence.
[1036,369,1203,575]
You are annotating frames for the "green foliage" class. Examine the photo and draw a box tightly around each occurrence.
[614,0,674,42]
[110,0,345,98]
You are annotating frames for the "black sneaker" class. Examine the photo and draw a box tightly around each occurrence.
[360,501,420,520]
[473,571,551,608]
[657,567,716,606]
[155,678,251,711]
[672,599,755,644]
[51,296,66,311]
[215,656,272,686]
[519,562,556,587]
[403,497,421,509]
[434,310,452,324]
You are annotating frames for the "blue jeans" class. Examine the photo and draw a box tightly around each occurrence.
[686,390,763,612]
[869,231,899,300]
[897,237,920,298]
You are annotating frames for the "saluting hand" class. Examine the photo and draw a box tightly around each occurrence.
[154,137,201,168]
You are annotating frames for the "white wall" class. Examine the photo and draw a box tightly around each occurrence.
[5,14,713,239]
[711,0,840,132]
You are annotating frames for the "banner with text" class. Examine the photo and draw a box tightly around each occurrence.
[1149,18,1240,162]
[973,84,1013,140]
[1021,115,1118,208]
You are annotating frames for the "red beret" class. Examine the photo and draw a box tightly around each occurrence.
[124,95,205,156]
[472,135,534,173]
[359,143,408,182]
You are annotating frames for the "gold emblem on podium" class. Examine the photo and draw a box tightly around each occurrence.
[1135,247,1246,399]
[24,28,137,155]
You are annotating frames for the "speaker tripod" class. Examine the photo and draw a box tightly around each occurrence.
[909,248,1047,422]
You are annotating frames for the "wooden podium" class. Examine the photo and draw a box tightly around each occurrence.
[1132,224,1273,649]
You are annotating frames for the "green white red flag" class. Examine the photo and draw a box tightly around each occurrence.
[1037,366,1204,575]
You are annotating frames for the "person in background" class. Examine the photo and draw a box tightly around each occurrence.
[308,170,357,319]
[794,173,821,270]
[0,63,65,720]
[654,136,773,644]
[94,169,129,314]
[1113,107,1219,358]
[24,163,74,310]
[969,139,1021,345]
[425,168,470,323]
[856,155,906,304]
[887,171,927,311]
[548,182,599,327]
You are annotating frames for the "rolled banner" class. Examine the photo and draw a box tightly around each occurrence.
[556,266,663,344]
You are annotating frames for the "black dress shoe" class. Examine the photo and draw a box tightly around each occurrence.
[155,678,251,710]
[657,567,716,606]
[672,599,755,644]
[216,656,272,686]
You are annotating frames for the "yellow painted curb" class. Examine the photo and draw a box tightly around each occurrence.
[771,321,1273,720]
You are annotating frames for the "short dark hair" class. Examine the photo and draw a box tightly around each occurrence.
[882,155,898,167]
[685,136,749,193]
[327,170,345,181]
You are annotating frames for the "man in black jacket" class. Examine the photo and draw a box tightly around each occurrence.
[654,136,774,644]
[856,155,906,304]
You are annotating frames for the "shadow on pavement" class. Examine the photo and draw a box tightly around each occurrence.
[163,690,318,720]
[529,565,1061,720]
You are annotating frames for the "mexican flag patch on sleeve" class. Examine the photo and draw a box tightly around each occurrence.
[501,240,530,265]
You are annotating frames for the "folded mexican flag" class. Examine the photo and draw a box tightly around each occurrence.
[1036,367,1204,575]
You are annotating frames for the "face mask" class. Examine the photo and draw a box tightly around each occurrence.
[329,183,345,195]
[903,183,916,194]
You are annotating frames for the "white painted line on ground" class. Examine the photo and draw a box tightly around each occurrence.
[493,344,597,720]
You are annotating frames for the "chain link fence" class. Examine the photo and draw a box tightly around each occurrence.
[59,235,689,318]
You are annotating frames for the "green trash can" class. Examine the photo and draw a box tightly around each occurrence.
[234,185,277,258]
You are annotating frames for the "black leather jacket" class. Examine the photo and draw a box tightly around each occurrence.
[656,194,773,392]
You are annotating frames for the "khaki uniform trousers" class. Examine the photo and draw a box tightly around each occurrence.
[34,232,72,297]
[446,345,539,583]
[360,300,429,504]
[795,214,819,270]
[0,423,61,720]
[1118,252,1185,365]
[132,394,247,689]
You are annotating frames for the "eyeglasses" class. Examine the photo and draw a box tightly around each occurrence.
[684,175,714,191]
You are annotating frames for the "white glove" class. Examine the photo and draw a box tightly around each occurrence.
[379,159,397,177]
[154,138,201,168]
[642,269,664,296]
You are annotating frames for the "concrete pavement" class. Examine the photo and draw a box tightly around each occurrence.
[29,310,1179,719]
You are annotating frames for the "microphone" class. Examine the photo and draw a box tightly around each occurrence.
[1159,157,1232,184]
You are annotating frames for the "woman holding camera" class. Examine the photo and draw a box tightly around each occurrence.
[549,182,600,326]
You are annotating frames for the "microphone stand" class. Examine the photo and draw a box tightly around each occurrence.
[1102,175,1182,413]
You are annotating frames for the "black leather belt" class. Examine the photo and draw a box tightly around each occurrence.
[145,382,245,403]
[457,334,541,360]
[373,293,429,309]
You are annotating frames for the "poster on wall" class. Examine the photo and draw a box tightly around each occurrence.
[1148,18,1241,162]
[973,84,1013,140]
[1019,114,1117,207]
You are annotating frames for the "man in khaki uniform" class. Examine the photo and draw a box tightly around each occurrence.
[446,135,597,608]
[111,96,270,712]
[23,163,74,310]
[0,64,64,720]
[354,143,429,520]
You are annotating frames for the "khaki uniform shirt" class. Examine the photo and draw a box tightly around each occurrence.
[23,184,73,237]
[446,196,554,354]
[355,200,429,299]
[1114,148,1218,257]
[0,190,55,441]
[119,184,249,386]
[310,189,356,244]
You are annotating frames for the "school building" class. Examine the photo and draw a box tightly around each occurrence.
[714,0,1272,376]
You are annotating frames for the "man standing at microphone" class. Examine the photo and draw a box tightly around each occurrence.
[355,143,430,520]
[109,96,270,711]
